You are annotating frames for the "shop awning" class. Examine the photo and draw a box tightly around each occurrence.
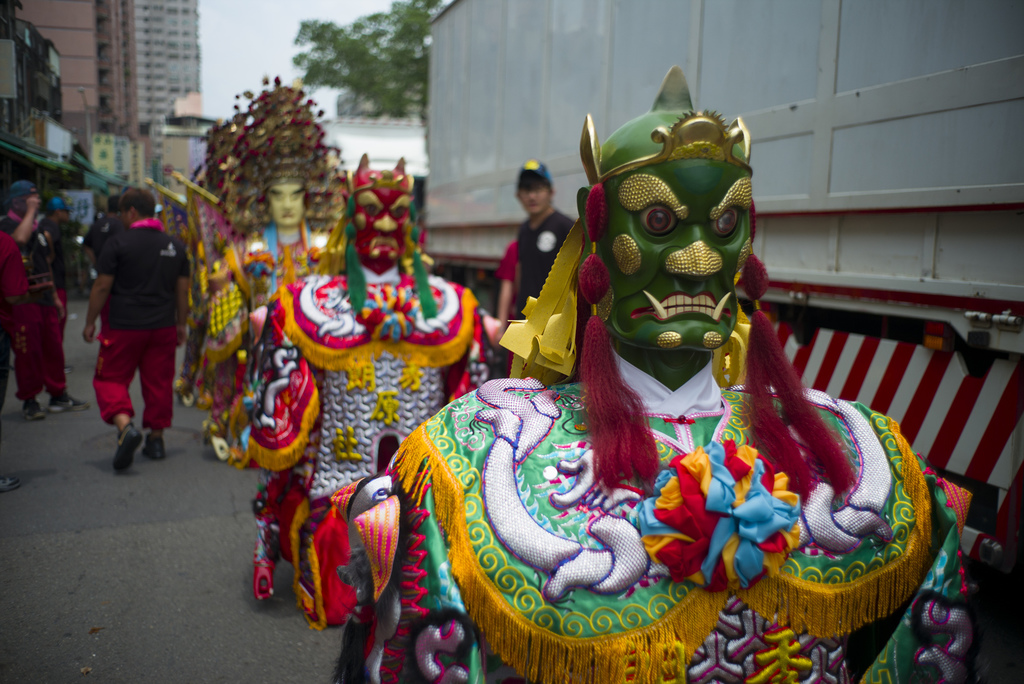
[0,137,78,173]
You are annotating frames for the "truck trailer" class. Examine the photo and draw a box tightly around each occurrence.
[424,0,1024,570]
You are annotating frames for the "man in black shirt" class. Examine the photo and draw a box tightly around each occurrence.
[40,196,70,343]
[83,194,124,266]
[514,160,574,318]
[83,188,189,471]
[0,181,87,419]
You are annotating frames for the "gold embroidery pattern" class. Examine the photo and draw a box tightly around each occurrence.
[617,174,689,219]
[737,238,752,272]
[612,235,642,275]
[333,425,362,462]
[668,141,725,162]
[399,364,423,391]
[370,390,400,425]
[747,628,813,684]
[657,331,682,348]
[665,241,722,276]
[709,177,753,221]
[346,362,376,391]
[702,331,724,349]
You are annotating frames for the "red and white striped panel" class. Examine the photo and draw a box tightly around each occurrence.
[777,325,1023,490]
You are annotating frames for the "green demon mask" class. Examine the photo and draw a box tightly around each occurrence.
[578,67,753,366]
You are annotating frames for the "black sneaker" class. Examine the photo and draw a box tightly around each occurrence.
[48,393,90,413]
[22,399,45,421]
[142,434,166,460]
[113,423,142,471]
[0,475,19,492]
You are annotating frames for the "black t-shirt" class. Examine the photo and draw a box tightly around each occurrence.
[97,226,189,330]
[83,213,125,263]
[515,210,574,316]
[0,215,55,306]
[39,216,66,290]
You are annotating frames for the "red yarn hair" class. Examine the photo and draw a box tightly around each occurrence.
[578,184,659,489]
[572,193,852,498]
[738,204,854,498]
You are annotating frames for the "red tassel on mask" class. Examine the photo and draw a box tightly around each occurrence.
[741,254,854,498]
[585,184,608,242]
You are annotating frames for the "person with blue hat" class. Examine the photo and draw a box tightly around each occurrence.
[0,181,88,420]
[41,196,70,344]
[513,159,573,321]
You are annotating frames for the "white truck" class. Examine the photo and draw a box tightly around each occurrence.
[424,0,1024,571]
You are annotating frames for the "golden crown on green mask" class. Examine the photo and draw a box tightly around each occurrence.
[580,66,752,186]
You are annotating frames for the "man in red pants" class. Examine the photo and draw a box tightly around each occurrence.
[0,180,87,420]
[83,188,189,471]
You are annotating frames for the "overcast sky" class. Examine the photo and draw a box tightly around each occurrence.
[198,0,395,121]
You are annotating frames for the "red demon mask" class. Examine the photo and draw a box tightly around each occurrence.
[349,154,415,275]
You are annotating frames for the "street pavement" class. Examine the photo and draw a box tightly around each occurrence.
[0,298,339,683]
[1,297,1022,682]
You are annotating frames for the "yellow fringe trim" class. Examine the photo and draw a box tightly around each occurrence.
[204,318,247,364]
[393,427,731,684]
[279,286,479,372]
[224,245,251,301]
[304,519,329,631]
[288,497,327,630]
[738,418,933,637]
[247,388,320,471]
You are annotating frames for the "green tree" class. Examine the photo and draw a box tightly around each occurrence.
[293,0,442,120]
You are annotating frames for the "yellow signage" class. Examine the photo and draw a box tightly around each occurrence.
[91,134,116,174]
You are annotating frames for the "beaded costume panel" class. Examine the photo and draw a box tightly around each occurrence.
[370,380,972,684]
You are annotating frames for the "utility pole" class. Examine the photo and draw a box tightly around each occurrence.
[78,86,91,158]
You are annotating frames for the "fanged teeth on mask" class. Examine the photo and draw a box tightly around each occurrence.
[642,290,668,319]
[638,291,730,322]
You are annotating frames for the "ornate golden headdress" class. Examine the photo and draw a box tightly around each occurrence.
[579,67,751,185]
[205,77,344,235]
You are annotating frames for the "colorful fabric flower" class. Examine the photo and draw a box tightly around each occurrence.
[639,441,801,591]
[244,251,276,279]
[357,284,420,342]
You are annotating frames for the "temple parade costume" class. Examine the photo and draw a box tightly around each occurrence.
[328,68,976,684]
[190,78,344,462]
[246,155,489,629]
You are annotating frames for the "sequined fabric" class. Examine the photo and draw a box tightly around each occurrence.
[688,597,850,684]
[312,356,444,500]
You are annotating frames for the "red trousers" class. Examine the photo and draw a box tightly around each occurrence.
[93,326,176,430]
[11,302,66,401]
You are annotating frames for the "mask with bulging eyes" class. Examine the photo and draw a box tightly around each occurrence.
[596,161,752,353]
[349,154,415,275]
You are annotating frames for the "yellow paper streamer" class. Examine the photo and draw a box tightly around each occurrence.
[501,219,584,384]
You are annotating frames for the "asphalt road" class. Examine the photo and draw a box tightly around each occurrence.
[0,298,340,683]
[0,297,1021,683]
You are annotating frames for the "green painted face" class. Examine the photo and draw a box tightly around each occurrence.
[588,159,752,353]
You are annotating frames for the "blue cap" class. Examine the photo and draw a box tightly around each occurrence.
[6,180,38,202]
[518,159,553,187]
[47,196,69,212]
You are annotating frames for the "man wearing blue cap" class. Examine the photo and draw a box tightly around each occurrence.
[0,181,88,420]
[513,160,573,320]
[40,196,70,344]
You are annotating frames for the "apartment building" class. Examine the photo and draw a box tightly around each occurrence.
[135,0,199,175]
[17,0,139,154]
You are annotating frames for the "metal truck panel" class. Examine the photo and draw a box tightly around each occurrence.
[428,0,1024,230]
[758,209,1024,354]
[780,323,1024,569]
